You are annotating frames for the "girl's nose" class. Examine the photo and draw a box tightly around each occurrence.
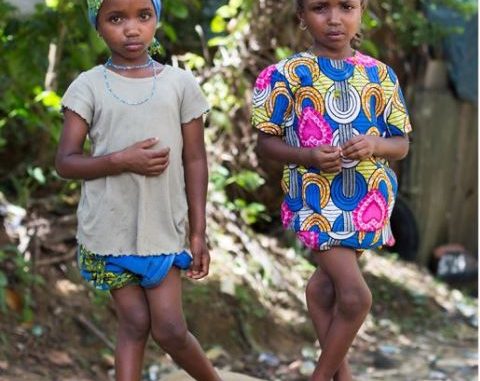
[124,20,140,37]
[327,9,341,25]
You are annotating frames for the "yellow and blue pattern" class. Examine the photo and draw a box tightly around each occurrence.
[78,245,192,290]
[252,51,412,251]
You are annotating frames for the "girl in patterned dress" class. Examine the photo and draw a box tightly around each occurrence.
[56,1,221,380]
[252,0,411,380]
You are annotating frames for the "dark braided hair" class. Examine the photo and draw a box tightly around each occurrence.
[295,0,368,47]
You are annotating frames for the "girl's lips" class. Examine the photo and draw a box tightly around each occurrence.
[326,32,345,41]
[124,43,144,51]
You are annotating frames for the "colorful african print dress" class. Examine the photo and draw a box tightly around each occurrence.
[252,51,412,251]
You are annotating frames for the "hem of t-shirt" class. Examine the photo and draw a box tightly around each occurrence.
[77,240,192,257]
[181,107,210,125]
[61,104,91,127]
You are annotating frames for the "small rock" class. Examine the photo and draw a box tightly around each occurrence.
[372,350,398,369]
[206,346,231,362]
[31,325,44,337]
[287,359,302,371]
[101,353,115,368]
[301,346,317,360]
[428,370,448,379]
[161,370,266,381]
[258,352,280,367]
[436,357,471,369]
[378,344,401,356]
[147,364,161,381]
[47,350,73,366]
[299,360,316,376]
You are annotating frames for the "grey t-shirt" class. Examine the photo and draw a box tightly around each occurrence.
[62,65,209,256]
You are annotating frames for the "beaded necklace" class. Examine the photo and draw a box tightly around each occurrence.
[103,57,157,106]
[105,56,154,71]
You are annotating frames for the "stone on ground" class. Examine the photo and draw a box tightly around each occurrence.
[162,370,266,381]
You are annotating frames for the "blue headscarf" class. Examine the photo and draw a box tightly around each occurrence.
[87,0,162,28]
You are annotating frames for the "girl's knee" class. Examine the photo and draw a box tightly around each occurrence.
[337,285,372,319]
[151,319,189,352]
[118,309,151,340]
[306,273,335,309]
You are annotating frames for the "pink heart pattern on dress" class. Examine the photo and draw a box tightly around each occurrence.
[298,107,333,148]
[255,65,277,90]
[345,52,377,68]
[353,190,388,232]
[281,202,295,228]
[298,231,320,250]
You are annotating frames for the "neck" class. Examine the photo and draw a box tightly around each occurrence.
[106,55,153,70]
[309,44,355,60]
[109,52,152,67]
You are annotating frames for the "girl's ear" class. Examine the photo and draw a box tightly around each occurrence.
[297,11,307,31]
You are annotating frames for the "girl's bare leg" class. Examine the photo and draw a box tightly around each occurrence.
[310,247,372,381]
[110,285,151,381]
[306,267,352,381]
[145,268,221,381]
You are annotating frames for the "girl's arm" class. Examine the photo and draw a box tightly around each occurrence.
[341,135,409,161]
[55,109,170,180]
[182,116,210,280]
[256,131,342,173]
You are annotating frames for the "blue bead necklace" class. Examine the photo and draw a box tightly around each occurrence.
[105,56,154,70]
[103,56,157,106]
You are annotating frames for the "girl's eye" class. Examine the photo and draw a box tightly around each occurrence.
[341,3,355,10]
[109,15,122,24]
[139,12,153,21]
[313,4,327,12]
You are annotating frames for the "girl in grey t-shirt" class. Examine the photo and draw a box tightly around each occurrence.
[56,1,221,380]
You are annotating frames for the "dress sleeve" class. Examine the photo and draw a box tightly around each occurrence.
[251,65,293,137]
[61,73,95,126]
[383,68,412,137]
[180,71,210,124]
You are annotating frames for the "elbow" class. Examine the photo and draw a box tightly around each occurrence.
[55,154,70,179]
[398,138,410,160]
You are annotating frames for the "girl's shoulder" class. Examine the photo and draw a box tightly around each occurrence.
[164,65,199,82]
[67,66,103,89]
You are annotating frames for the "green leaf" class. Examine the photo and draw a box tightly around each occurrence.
[211,15,227,33]
[0,271,7,288]
[45,0,59,9]
[170,4,189,19]
[208,36,229,47]
[162,22,178,42]
[28,167,46,185]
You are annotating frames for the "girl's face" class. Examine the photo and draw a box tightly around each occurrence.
[97,0,157,64]
[299,0,363,58]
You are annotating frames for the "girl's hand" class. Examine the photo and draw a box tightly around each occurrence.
[115,138,170,176]
[186,234,210,280]
[308,145,342,173]
[341,136,378,160]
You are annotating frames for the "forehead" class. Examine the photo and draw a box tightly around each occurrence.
[99,0,154,12]
[302,0,362,5]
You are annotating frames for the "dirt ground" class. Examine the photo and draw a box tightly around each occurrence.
[0,206,477,381]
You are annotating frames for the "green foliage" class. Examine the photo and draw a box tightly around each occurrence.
[362,0,477,56]
[211,165,269,225]
[0,245,43,321]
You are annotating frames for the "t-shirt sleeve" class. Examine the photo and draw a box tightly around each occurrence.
[180,71,210,124]
[251,65,293,137]
[61,73,95,126]
[383,68,412,137]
